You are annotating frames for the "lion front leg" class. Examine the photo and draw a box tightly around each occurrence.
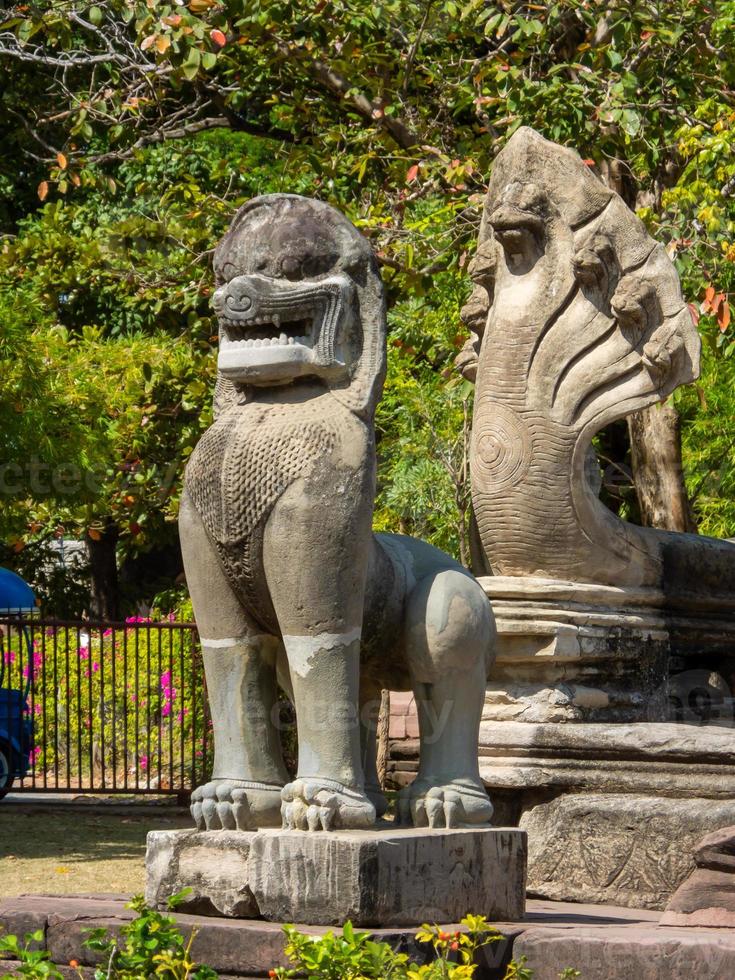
[263,458,377,831]
[180,491,289,831]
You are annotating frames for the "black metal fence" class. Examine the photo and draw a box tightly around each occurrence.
[0,615,211,798]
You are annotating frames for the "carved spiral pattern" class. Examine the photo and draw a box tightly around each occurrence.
[471,402,531,493]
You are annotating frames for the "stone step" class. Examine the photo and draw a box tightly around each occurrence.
[3,893,734,980]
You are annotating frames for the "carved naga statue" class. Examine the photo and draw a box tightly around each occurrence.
[180,195,494,833]
[458,127,735,608]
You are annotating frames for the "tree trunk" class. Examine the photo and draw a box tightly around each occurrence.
[628,403,698,533]
[85,521,120,620]
[376,689,391,789]
[599,159,697,533]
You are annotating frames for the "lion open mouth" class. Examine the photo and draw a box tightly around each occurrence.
[219,314,315,351]
[213,272,354,383]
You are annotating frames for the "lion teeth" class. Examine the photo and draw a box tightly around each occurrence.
[221,331,314,351]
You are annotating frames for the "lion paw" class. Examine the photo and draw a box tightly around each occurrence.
[397,779,493,829]
[191,779,282,831]
[281,778,376,831]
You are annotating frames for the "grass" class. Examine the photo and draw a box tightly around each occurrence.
[0,805,192,897]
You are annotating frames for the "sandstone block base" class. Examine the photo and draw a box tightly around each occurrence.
[146,826,527,926]
[250,826,526,926]
[145,829,258,918]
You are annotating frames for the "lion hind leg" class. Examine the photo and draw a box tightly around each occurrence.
[399,563,496,828]
[359,680,389,818]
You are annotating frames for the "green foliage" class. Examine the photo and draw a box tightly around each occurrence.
[502,959,534,980]
[503,962,580,980]
[272,915,503,980]
[83,893,217,979]
[376,275,473,561]
[678,346,735,539]
[0,929,63,979]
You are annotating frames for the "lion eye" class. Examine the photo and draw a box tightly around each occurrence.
[279,254,304,279]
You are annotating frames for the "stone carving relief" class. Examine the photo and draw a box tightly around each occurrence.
[459,127,735,606]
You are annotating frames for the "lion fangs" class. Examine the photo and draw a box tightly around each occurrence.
[273,313,281,328]
[279,332,288,346]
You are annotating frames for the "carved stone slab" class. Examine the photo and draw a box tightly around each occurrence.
[520,794,735,910]
[249,826,526,926]
[146,826,527,926]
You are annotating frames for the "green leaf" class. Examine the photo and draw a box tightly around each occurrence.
[621,108,641,136]
[181,45,201,81]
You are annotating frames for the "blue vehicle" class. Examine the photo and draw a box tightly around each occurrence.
[0,568,36,799]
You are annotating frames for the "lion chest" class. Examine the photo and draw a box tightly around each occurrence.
[183,396,358,627]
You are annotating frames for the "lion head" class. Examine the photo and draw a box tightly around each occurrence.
[212,194,386,418]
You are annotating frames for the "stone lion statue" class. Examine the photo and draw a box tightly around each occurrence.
[180,194,494,832]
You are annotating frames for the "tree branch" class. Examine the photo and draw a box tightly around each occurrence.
[88,115,232,164]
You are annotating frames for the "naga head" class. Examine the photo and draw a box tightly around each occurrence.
[458,127,701,433]
[212,195,386,417]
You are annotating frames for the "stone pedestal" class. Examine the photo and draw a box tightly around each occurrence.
[463,574,735,910]
[482,576,672,723]
[482,574,735,725]
[146,825,527,926]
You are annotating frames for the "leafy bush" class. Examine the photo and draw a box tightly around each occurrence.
[272,915,501,979]
[0,929,61,979]
[271,918,581,980]
[83,894,216,980]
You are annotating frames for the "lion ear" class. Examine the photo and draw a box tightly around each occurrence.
[330,265,387,420]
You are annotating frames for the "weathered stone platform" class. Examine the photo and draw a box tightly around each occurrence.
[146,826,527,926]
[3,893,735,980]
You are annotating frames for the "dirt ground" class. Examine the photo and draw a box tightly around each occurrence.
[0,803,192,898]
